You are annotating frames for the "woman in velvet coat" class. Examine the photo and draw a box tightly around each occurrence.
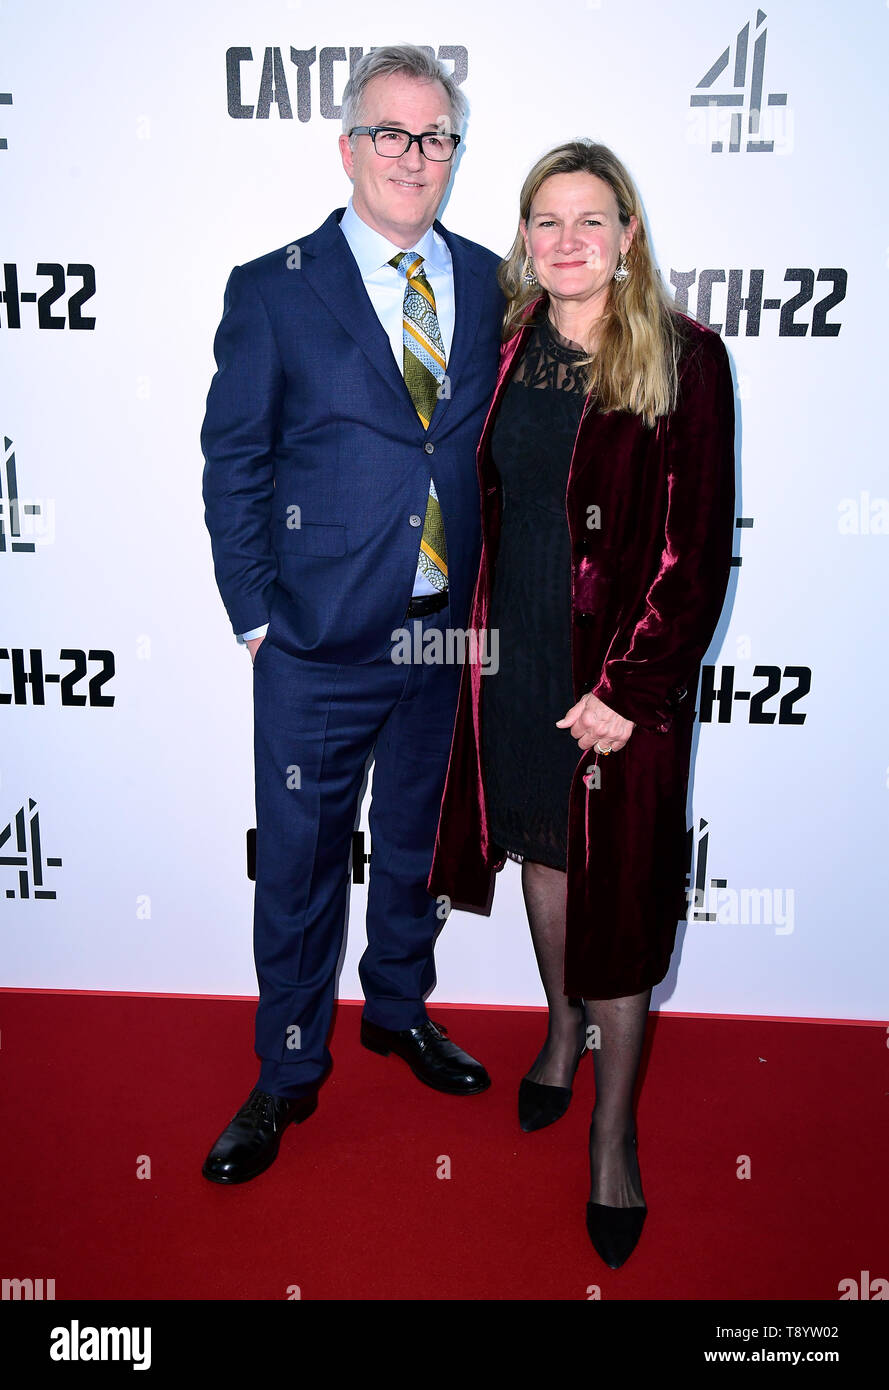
[427,141,736,1267]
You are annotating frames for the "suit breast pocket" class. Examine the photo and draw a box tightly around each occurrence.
[276,520,347,556]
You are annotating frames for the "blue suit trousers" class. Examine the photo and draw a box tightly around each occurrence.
[251,601,462,1098]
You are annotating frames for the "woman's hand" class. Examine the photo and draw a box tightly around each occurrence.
[556,693,634,753]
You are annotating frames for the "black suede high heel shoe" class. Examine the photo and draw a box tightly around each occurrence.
[585,1133,647,1268]
[518,1043,588,1132]
[585,1201,647,1268]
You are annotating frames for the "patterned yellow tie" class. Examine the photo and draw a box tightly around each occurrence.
[389,251,448,592]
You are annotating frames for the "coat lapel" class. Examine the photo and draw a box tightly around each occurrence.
[426,221,483,437]
[475,318,530,483]
[298,209,419,422]
[298,210,493,434]
[488,302,605,505]
[474,310,539,488]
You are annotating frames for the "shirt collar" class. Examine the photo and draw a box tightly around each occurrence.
[340,197,448,276]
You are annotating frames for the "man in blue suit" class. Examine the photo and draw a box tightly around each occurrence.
[200,45,504,1183]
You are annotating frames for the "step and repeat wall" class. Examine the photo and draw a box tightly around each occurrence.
[2,1,887,1020]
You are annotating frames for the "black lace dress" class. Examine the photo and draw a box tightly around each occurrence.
[481,313,590,871]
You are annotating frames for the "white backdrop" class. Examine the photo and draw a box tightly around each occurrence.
[2,0,887,1020]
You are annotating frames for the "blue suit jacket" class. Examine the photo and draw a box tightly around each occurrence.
[201,208,504,663]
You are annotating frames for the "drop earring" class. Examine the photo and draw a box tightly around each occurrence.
[613,252,629,283]
[522,255,538,286]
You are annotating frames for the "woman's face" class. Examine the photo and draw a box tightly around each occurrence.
[521,171,637,312]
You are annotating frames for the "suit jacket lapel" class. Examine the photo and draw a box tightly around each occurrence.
[298,210,419,421]
[427,221,484,437]
[298,210,488,435]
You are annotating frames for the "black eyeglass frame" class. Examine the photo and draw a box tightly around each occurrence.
[348,125,461,161]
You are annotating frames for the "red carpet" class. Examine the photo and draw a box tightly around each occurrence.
[1,991,886,1301]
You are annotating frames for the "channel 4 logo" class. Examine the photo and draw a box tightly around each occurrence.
[689,10,791,154]
[0,799,62,900]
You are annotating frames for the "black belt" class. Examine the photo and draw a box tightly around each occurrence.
[405,590,448,618]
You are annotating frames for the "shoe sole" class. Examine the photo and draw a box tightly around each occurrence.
[519,1110,569,1133]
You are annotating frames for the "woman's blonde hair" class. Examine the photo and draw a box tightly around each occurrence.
[500,140,683,427]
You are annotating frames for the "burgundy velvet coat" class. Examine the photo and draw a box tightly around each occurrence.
[426,309,736,998]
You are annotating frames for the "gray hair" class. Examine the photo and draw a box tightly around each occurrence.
[341,44,467,141]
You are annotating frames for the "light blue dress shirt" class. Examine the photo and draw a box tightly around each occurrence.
[238,198,455,643]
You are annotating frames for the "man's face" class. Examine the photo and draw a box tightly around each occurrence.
[339,72,457,247]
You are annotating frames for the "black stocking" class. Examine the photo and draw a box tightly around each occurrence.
[583,989,651,1207]
[520,859,585,1088]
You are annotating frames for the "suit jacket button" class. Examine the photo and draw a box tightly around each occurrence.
[409,515,422,527]
[424,442,435,454]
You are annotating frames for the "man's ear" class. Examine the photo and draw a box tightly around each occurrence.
[339,132,355,180]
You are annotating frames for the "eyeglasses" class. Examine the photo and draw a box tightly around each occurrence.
[349,126,461,162]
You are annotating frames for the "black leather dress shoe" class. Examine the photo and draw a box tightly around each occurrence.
[360,1017,491,1095]
[202,1086,317,1185]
